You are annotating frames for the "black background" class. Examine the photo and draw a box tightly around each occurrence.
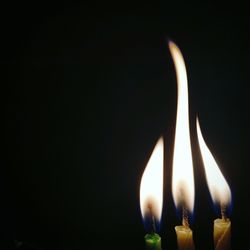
[2,2,250,250]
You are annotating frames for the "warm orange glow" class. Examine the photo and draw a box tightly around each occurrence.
[169,41,195,213]
[196,118,231,206]
[140,137,164,222]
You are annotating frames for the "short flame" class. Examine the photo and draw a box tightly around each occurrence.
[169,41,195,213]
[196,118,231,206]
[140,137,164,222]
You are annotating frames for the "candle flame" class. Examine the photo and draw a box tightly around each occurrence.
[196,118,232,206]
[140,137,164,222]
[169,41,195,213]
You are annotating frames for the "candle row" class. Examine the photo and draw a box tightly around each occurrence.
[139,41,231,250]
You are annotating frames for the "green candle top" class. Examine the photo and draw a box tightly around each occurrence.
[145,233,161,250]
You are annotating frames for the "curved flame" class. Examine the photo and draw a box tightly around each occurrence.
[196,118,231,206]
[140,137,164,222]
[169,41,195,213]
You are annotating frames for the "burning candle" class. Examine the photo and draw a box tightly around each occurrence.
[140,137,164,250]
[196,118,232,250]
[169,41,195,250]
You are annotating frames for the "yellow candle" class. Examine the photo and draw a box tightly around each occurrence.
[214,218,231,250]
[175,225,195,250]
[174,209,195,250]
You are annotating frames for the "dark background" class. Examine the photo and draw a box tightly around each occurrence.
[2,2,250,250]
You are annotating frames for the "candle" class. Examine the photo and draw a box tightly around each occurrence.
[168,41,195,250]
[144,233,162,250]
[196,118,232,250]
[140,137,164,250]
[214,218,231,250]
[174,208,195,250]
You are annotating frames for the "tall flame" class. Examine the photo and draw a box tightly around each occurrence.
[196,118,231,206]
[170,41,195,212]
[140,137,164,222]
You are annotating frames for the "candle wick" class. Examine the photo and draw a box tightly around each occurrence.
[182,207,189,228]
[221,204,227,221]
[148,204,156,233]
[152,215,156,233]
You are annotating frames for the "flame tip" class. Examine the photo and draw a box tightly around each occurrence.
[196,117,201,130]
[168,40,178,51]
[167,39,174,45]
[158,136,164,143]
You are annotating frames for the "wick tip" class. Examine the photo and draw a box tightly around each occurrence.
[221,204,227,221]
[182,207,190,227]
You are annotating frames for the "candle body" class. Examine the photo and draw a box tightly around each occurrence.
[214,218,231,250]
[175,226,195,250]
[145,233,162,250]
